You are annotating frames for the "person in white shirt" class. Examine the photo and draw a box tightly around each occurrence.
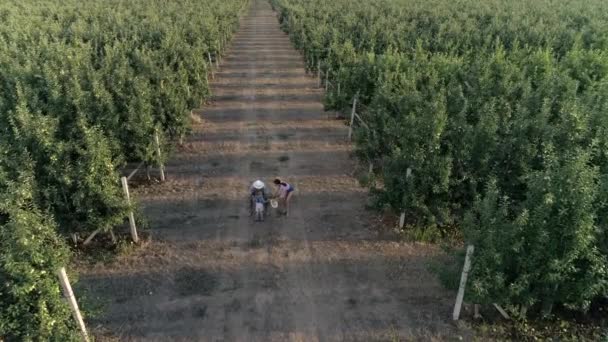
[249,180,268,216]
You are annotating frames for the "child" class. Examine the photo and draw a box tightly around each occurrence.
[253,192,267,222]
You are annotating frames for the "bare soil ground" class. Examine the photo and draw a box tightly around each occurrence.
[77,1,469,340]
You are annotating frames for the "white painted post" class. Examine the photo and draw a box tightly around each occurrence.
[453,245,474,320]
[154,130,166,182]
[121,176,139,243]
[57,267,89,342]
[347,95,358,141]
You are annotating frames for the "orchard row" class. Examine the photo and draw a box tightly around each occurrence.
[272,0,608,317]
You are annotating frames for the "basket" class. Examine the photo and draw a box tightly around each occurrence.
[270,199,278,208]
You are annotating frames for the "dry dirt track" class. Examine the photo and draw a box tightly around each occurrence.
[78,1,466,341]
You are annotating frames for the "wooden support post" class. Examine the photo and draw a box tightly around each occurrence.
[453,245,474,320]
[121,177,139,243]
[317,59,321,88]
[207,53,214,79]
[519,306,528,319]
[347,95,358,141]
[215,41,221,68]
[398,213,405,229]
[306,52,310,74]
[493,304,511,320]
[337,82,341,97]
[325,69,330,92]
[474,304,482,319]
[57,267,89,342]
[109,229,117,244]
[83,228,101,246]
[399,167,412,228]
[127,161,145,181]
[154,130,166,182]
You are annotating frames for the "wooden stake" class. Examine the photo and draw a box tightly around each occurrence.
[109,229,117,244]
[121,177,139,243]
[154,130,166,182]
[317,59,321,88]
[474,304,482,319]
[215,42,221,68]
[493,304,511,320]
[519,306,528,319]
[83,228,101,246]
[453,245,474,320]
[127,161,145,181]
[347,96,358,141]
[57,267,89,342]
[207,53,214,79]
[400,168,412,229]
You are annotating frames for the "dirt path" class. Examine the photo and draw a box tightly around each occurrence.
[79,1,464,341]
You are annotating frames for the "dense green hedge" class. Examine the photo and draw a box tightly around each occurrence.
[272,0,608,316]
[0,0,247,338]
[0,0,247,237]
[0,155,78,341]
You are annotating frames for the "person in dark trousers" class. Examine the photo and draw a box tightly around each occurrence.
[273,178,294,216]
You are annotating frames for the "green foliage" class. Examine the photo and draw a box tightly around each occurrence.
[0,0,247,236]
[0,0,247,338]
[0,156,78,341]
[272,0,608,315]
